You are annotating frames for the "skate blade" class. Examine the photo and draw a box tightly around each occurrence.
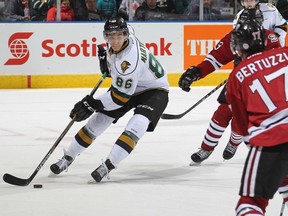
[87,179,98,184]
[189,161,202,166]
[48,172,58,177]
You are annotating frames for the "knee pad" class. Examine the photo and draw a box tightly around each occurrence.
[75,113,115,148]
[125,114,150,140]
[85,112,115,137]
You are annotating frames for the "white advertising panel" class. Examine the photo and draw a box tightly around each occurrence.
[0,22,183,75]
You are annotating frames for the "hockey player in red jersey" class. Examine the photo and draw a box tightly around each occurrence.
[226,20,288,216]
[178,8,281,164]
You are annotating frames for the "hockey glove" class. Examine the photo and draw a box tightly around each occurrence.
[178,66,202,92]
[97,45,110,77]
[70,95,104,122]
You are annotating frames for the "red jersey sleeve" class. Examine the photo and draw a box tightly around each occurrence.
[265,29,281,49]
[197,29,280,79]
[197,31,236,78]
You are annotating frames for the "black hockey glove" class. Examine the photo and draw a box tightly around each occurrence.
[178,66,202,92]
[97,45,110,77]
[70,95,104,122]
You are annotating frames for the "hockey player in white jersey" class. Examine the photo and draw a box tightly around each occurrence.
[233,0,287,46]
[50,16,169,183]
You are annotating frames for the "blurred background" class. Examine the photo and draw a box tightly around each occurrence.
[0,0,286,22]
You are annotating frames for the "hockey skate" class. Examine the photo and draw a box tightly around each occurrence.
[90,159,115,183]
[50,154,74,175]
[190,148,213,164]
[223,142,238,160]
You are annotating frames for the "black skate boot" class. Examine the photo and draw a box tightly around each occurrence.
[91,159,115,183]
[50,155,74,175]
[223,142,238,160]
[190,148,213,164]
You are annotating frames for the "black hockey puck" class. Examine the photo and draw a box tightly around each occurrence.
[33,184,43,188]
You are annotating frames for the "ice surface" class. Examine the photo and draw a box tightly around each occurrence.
[0,87,283,216]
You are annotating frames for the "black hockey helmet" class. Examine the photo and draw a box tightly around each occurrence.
[238,8,263,25]
[103,16,129,37]
[231,20,266,58]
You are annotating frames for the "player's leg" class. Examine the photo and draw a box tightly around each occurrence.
[222,118,243,160]
[236,196,268,216]
[91,113,150,182]
[236,143,288,215]
[90,90,169,182]
[50,112,115,174]
[191,103,232,163]
[278,175,288,207]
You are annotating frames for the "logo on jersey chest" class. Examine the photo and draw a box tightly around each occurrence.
[121,61,131,73]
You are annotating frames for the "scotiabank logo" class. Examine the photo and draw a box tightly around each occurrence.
[42,38,98,57]
[5,32,33,65]
[41,37,172,57]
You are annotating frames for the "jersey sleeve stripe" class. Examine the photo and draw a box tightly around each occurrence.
[111,86,131,106]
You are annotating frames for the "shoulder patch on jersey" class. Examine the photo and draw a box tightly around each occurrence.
[121,61,131,73]
[268,33,279,43]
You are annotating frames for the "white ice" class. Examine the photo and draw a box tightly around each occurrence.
[0,87,283,216]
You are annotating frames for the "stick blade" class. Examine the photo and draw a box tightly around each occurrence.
[3,173,31,186]
[161,113,182,120]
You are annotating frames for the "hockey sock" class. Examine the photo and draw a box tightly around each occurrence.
[108,114,149,165]
[278,176,288,206]
[201,103,232,151]
[236,196,268,216]
[228,130,242,147]
[65,137,87,159]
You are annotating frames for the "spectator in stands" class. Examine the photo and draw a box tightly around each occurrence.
[3,0,31,21]
[189,0,221,20]
[46,0,74,21]
[85,0,102,20]
[70,0,88,20]
[134,0,167,20]
[157,0,176,13]
[174,0,191,14]
[115,0,122,10]
[118,0,142,20]
[97,0,117,20]
[0,0,7,20]
[30,0,55,21]
[223,0,235,7]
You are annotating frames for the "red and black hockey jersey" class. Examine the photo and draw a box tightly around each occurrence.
[226,47,288,147]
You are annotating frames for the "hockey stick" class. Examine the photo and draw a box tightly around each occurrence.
[3,72,108,186]
[280,200,285,216]
[161,79,227,120]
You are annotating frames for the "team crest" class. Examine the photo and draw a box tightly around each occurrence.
[121,61,131,73]
[268,33,279,43]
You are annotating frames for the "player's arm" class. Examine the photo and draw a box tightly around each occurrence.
[265,29,281,49]
[179,32,235,92]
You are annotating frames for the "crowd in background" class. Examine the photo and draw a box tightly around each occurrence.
[0,0,287,22]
